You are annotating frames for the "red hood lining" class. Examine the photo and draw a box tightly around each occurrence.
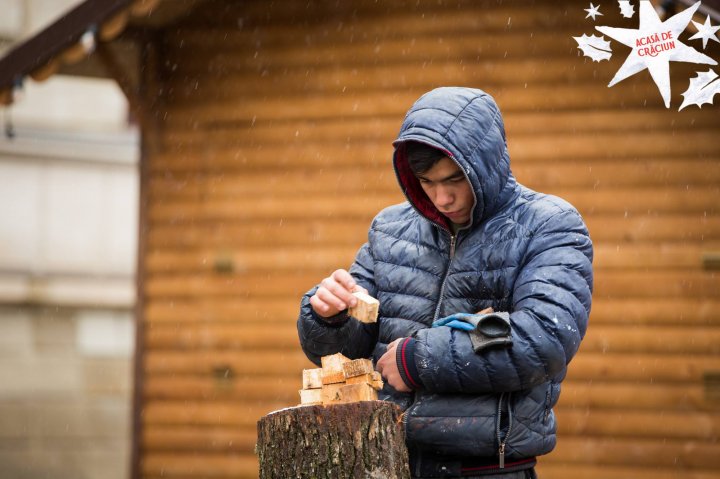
[394,142,452,232]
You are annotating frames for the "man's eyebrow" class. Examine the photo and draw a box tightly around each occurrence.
[416,171,465,183]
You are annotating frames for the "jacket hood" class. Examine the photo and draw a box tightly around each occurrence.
[393,87,517,231]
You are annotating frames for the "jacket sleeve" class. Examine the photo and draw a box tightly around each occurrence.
[297,241,380,366]
[409,208,594,393]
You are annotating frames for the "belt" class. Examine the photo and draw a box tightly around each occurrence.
[410,450,537,477]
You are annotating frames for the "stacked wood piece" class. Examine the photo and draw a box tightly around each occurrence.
[348,291,380,323]
[299,353,383,406]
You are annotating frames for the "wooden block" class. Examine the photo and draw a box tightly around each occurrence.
[339,383,378,402]
[321,353,351,385]
[321,371,346,385]
[321,353,351,371]
[348,292,379,323]
[321,383,345,404]
[321,382,378,405]
[302,368,323,389]
[346,373,374,385]
[299,388,323,405]
[343,358,374,378]
[372,371,384,391]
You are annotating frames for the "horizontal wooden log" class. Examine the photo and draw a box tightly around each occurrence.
[143,318,720,354]
[147,188,719,225]
[588,298,720,326]
[162,83,681,127]
[586,215,720,243]
[581,324,720,355]
[148,159,720,201]
[160,109,717,146]
[147,219,370,248]
[143,376,299,402]
[144,298,301,325]
[144,270,719,300]
[168,2,588,49]
[140,374,709,412]
[558,381,707,411]
[143,297,720,327]
[143,453,256,478]
[143,400,285,427]
[536,463,719,479]
[144,350,312,376]
[568,353,720,383]
[144,242,720,275]
[142,399,720,440]
[143,425,256,452]
[548,436,720,469]
[151,130,720,172]
[167,57,623,102]
[556,409,720,441]
[145,214,720,249]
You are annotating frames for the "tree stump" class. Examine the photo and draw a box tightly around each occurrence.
[256,400,410,479]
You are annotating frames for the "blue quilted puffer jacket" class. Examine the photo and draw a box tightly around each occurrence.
[297,87,593,467]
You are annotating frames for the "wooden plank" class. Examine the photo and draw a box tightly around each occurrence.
[147,219,371,248]
[146,188,719,224]
[558,381,707,411]
[144,323,302,350]
[147,159,720,200]
[589,298,720,326]
[162,83,676,127]
[536,463,719,479]
[143,242,720,275]
[555,409,720,441]
[149,132,720,173]
[166,57,624,101]
[144,270,718,299]
[581,325,720,355]
[146,215,720,249]
[143,320,720,355]
[143,425,255,452]
[160,110,718,146]
[585,215,720,242]
[550,436,720,469]
[143,453,257,478]
[145,350,312,376]
[569,353,720,383]
[143,297,720,326]
[143,400,284,427]
[144,376,299,402]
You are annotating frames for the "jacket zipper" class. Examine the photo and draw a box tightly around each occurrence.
[496,392,513,469]
[432,233,457,322]
[403,233,457,449]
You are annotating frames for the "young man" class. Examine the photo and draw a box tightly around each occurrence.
[297,87,593,478]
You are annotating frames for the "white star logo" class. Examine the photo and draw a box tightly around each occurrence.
[689,15,720,49]
[596,1,717,108]
[585,3,603,21]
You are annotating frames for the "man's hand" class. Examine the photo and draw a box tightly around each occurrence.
[376,338,412,393]
[310,269,368,318]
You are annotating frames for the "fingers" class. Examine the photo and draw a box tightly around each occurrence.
[310,269,361,317]
[476,307,494,314]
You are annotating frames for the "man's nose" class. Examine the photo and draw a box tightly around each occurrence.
[435,186,454,207]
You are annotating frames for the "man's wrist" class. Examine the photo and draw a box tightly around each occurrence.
[310,307,349,327]
[395,337,422,390]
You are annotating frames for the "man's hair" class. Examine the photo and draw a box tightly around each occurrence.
[405,141,446,176]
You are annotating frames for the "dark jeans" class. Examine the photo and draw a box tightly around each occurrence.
[413,468,537,479]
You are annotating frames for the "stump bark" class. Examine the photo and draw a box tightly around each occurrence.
[256,400,410,479]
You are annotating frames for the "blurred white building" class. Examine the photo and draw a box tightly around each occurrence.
[0,1,138,478]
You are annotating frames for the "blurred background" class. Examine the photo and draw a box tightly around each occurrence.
[0,0,718,478]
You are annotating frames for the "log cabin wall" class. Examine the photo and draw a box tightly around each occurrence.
[138,0,720,477]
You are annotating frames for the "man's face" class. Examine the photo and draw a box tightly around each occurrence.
[415,156,474,226]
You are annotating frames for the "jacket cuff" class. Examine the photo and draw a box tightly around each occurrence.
[310,308,350,328]
[395,337,422,390]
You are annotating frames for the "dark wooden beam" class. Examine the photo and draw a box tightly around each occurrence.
[0,0,132,91]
